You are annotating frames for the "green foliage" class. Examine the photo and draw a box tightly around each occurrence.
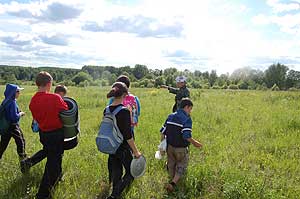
[71,72,92,85]
[229,84,239,89]
[264,63,289,89]
[238,81,248,90]
[1,62,300,90]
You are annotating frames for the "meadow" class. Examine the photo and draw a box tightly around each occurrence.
[0,86,300,199]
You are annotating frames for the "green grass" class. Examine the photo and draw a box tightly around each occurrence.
[0,86,300,199]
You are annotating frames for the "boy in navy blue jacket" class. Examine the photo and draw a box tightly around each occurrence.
[160,98,202,192]
[0,84,27,162]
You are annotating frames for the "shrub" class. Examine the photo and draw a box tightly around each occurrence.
[228,84,238,90]
[288,87,299,91]
[222,84,228,89]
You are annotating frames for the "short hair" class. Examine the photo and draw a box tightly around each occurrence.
[36,71,53,87]
[179,98,193,109]
[107,82,128,98]
[116,75,130,88]
[54,85,67,94]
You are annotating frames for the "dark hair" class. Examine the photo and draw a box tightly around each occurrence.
[116,75,130,88]
[54,85,67,94]
[107,82,128,98]
[179,98,193,109]
[36,71,53,87]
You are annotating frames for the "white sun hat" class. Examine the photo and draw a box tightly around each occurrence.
[130,155,146,178]
[175,76,187,83]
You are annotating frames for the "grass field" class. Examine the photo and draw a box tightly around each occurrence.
[0,86,300,199]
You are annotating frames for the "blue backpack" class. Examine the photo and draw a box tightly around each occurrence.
[96,106,126,154]
[0,101,10,135]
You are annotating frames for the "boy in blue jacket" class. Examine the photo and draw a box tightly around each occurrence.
[160,98,202,192]
[0,84,27,162]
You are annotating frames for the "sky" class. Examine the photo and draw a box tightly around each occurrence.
[0,0,299,74]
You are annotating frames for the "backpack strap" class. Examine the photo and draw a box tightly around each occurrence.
[112,105,126,115]
[104,106,111,114]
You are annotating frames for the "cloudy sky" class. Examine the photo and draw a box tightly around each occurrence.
[0,0,299,73]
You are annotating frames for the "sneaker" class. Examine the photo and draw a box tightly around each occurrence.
[165,182,176,193]
[20,158,31,173]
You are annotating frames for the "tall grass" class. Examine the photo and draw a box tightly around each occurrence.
[0,87,300,199]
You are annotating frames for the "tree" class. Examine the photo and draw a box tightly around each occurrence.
[286,70,300,89]
[208,70,217,87]
[71,72,92,85]
[133,64,148,79]
[264,63,288,89]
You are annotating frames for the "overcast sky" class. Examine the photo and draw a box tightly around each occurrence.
[0,0,299,73]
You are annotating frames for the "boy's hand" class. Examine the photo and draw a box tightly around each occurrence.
[193,142,202,148]
[161,85,168,89]
[19,112,25,117]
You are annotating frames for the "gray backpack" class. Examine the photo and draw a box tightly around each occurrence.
[96,106,126,154]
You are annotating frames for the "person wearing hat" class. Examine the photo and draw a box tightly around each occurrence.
[0,83,27,163]
[161,76,190,112]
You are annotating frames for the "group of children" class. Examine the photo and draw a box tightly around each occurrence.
[0,72,202,199]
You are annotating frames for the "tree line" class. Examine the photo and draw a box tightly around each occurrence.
[1,63,300,90]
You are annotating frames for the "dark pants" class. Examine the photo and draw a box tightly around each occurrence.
[108,148,134,198]
[0,124,26,159]
[36,129,64,199]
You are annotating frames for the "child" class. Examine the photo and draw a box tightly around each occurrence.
[107,75,141,184]
[160,98,202,192]
[0,84,27,162]
[105,82,142,199]
[108,75,141,136]
[161,76,190,112]
[28,72,68,199]
[22,85,68,172]
[54,85,67,97]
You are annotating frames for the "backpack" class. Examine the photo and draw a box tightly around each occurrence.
[0,101,10,135]
[123,94,139,127]
[96,105,126,154]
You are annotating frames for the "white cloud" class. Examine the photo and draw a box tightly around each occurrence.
[0,0,299,73]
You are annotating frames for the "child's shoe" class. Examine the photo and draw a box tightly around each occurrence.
[165,182,176,193]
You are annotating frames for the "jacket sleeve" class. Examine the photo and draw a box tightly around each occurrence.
[135,96,141,116]
[182,117,192,140]
[160,114,171,135]
[56,96,68,111]
[168,87,179,94]
[8,101,21,123]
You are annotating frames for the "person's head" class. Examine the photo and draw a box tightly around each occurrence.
[179,98,193,115]
[107,82,128,99]
[4,84,24,100]
[175,76,187,88]
[54,85,67,97]
[116,75,130,88]
[36,71,53,91]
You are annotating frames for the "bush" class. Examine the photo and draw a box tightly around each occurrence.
[212,85,220,89]
[222,85,228,89]
[202,84,210,89]
[228,84,238,90]
[288,87,299,91]
[238,81,248,90]
[191,81,202,89]
[147,82,154,88]
[271,84,280,91]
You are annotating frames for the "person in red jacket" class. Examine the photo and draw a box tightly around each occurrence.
[28,71,68,199]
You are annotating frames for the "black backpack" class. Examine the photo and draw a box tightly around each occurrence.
[0,101,10,135]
